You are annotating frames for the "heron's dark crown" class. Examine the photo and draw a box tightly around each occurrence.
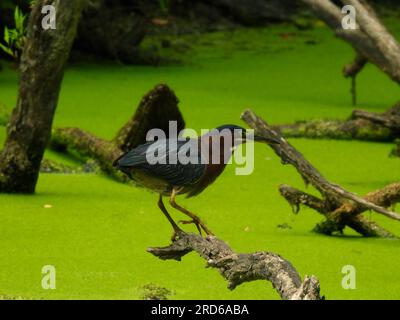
[214,124,246,133]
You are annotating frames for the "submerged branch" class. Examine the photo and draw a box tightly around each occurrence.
[241,109,400,237]
[279,184,398,238]
[273,119,394,142]
[278,184,331,214]
[241,109,400,221]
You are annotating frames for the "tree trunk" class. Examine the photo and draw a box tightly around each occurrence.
[0,0,85,193]
[273,102,400,148]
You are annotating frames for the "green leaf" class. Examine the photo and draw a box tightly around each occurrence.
[0,5,27,61]
[4,27,9,44]
[14,7,20,26]
[0,42,14,57]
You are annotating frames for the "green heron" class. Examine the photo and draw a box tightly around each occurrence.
[114,124,279,238]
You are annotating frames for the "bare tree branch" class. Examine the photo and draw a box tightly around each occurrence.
[241,109,400,222]
[301,0,400,83]
[148,232,322,300]
[345,0,400,77]
[278,184,331,214]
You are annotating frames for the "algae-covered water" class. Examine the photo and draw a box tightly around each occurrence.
[0,23,399,299]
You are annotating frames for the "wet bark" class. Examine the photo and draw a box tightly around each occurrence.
[241,109,400,237]
[148,232,322,300]
[0,0,85,193]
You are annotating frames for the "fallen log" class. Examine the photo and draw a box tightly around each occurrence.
[273,118,393,142]
[148,232,322,300]
[49,84,185,180]
[40,158,98,174]
[50,127,124,179]
[241,109,400,237]
[352,103,400,132]
[273,102,400,148]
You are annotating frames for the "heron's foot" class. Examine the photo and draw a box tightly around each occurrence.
[179,219,213,237]
[170,225,185,242]
[200,223,213,236]
[179,219,202,235]
[171,231,178,242]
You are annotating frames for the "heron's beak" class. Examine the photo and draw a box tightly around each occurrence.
[246,132,281,144]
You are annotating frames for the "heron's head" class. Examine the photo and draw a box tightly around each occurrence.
[214,124,280,145]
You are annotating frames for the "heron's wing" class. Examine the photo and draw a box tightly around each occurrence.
[116,138,206,186]
[142,159,206,186]
[116,140,159,168]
